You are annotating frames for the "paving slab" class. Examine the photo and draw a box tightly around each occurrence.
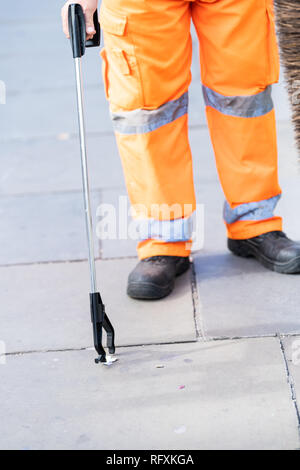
[277,121,299,176]
[194,251,300,339]
[273,76,292,123]
[0,338,298,450]
[0,119,292,199]
[2,0,62,23]
[0,127,215,197]
[0,191,101,265]
[0,128,219,264]
[0,79,209,142]
[0,258,195,354]
[192,114,300,339]
[281,336,300,415]
[100,189,139,258]
[2,49,102,94]
[0,135,125,195]
[189,126,218,185]
[0,82,110,142]
[0,21,72,58]
[193,172,300,339]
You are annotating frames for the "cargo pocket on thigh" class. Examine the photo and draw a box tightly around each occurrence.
[99,5,144,110]
[266,0,280,85]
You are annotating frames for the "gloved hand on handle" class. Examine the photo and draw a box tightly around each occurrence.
[61,0,98,40]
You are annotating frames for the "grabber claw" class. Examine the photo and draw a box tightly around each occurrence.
[90,293,116,364]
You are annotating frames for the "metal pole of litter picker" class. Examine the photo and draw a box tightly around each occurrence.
[74,57,97,294]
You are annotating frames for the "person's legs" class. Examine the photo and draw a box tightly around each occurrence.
[192,0,282,239]
[100,0,196,260]
[191,0,300,274]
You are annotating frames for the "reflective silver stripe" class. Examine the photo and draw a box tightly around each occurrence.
[224,194,281,225]
[202,85,273,118]
[111,92,188,135]
[138,216,193,242]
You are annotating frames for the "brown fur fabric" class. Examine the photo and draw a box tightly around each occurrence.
[274,0,300,153]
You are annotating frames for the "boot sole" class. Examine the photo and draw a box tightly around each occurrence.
[127,280,174,300]
[228,239,300,274]
[127,259,190,300]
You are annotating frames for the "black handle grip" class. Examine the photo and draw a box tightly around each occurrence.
[68,4,100,59]
[86,10,101,48]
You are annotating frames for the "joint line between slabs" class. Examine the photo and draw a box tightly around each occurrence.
[278,334,300,442]
[3,334,300,359]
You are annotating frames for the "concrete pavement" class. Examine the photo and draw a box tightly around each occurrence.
[0,0,300,450]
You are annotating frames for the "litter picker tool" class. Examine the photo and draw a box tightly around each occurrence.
[68,3,116,364]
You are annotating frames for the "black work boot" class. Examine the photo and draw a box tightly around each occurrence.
[127,256,190,300]
[228,231,300,274]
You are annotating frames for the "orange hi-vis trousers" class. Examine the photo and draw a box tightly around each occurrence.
[100,0,282,260]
